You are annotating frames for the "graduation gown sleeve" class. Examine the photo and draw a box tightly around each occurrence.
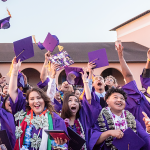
[136,119,150,150]
[9,88,26,115]
[122,80,150,129]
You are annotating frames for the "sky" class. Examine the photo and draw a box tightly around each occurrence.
[0,0,150,43]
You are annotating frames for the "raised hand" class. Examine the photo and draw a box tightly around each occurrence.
[115,44,124,58]
[45,51,52,62]
[142,111,150,133]
[12,57,21,71]
[147,49,150,60]
[80,67,88,82]
[51,63,60,78]
[87,62,96,73]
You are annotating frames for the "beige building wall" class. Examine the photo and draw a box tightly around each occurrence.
[115,13,150,48]
[0,62,145,90]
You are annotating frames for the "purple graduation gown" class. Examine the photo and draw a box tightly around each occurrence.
[0,107,16,149]
[53,98,63,113]
[122,80,150,129]
[140,74,150,97]
[89,118,150,150]
[68,97,101,150]
[9,89,68,150]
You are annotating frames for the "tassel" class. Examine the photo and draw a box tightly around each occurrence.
[7,8,11,18]
[32,35,36,44]
[7,61,13,77]
[58,45,64,52]
[44,61,51,72]
[79,89,85,100]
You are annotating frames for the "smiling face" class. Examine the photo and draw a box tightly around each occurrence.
[61,81,74,92]
[68,96,80,117]
[28,91,45,115]
[106,92,126,114]
[92,76,105,93]
[5,97,12,113]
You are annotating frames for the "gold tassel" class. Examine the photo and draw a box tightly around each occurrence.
[58,45,64,52]
[7,8,11,18]
[44,61,51,72]
[7,61,13,77]
[79,89,85,100]
[32,35,36,44]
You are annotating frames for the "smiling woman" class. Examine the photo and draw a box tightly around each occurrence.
[8,57,68,150]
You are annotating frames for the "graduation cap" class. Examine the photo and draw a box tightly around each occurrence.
[1,0,7,2]
[13,36,34,62]
[17,72,25,88]
[38,33,58,52]
[88,48,109,69]
[0,9,11,29]
[65,67,84,86]
[37,77,50,89]
[67,127,86,150]
[112,128,145,150]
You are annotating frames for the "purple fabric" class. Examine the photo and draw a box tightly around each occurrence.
[78,98,102,150]
[140,75,150,91]
[0,96,4,102]
[0,16,10,29]
[28,112,68,150]
[38,42,45,50]
[88,48,109,69]
[122,80,150,129]
[9,88,26,115]
[43,33,58,52]
[0,107,16,149]
[65,67,84,86]
[37,77,50,89]
[17,72,25,88]
[89,118,150,150]
[53,98,63,113]
[13,36,34,62]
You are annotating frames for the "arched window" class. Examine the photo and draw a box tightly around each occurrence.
[101,68,125,86]
[21,68,40,87]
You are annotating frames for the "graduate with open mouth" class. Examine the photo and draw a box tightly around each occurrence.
[61,68,99,150]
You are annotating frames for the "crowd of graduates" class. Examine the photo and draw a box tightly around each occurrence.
[1,44,150,150]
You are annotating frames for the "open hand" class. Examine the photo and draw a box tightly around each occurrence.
[142,112,150,133]
[115,44,124,58]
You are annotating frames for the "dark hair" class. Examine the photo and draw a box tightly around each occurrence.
[2,94,10,111]
[0,73,2,78]
[105,87,127,101]
[26,87,55,115]
[41,85,48,92]
[61,92,81,119]
[105,75,117,84]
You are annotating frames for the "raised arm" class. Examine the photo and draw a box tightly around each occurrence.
[47,63,60,102]
[9,57,21,103]
[40,51,51,83]
[116,44,134,83]
[81,68,91,104]
[87,62,96,92]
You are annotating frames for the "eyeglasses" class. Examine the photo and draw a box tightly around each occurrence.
[94,76,104,81]
[105,78,114,82]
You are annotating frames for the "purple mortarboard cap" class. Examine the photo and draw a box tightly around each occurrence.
[65,67,84,86]
[17,72,25,88]
[38,42,45,50]
[13,36,34,62]
[37,77,50,89]
[112,128,145,150]
[88,48,109,69]
[1,0,7,2]
[0,16,10,29]
[52,35,59,46]
[43,33,58,52]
